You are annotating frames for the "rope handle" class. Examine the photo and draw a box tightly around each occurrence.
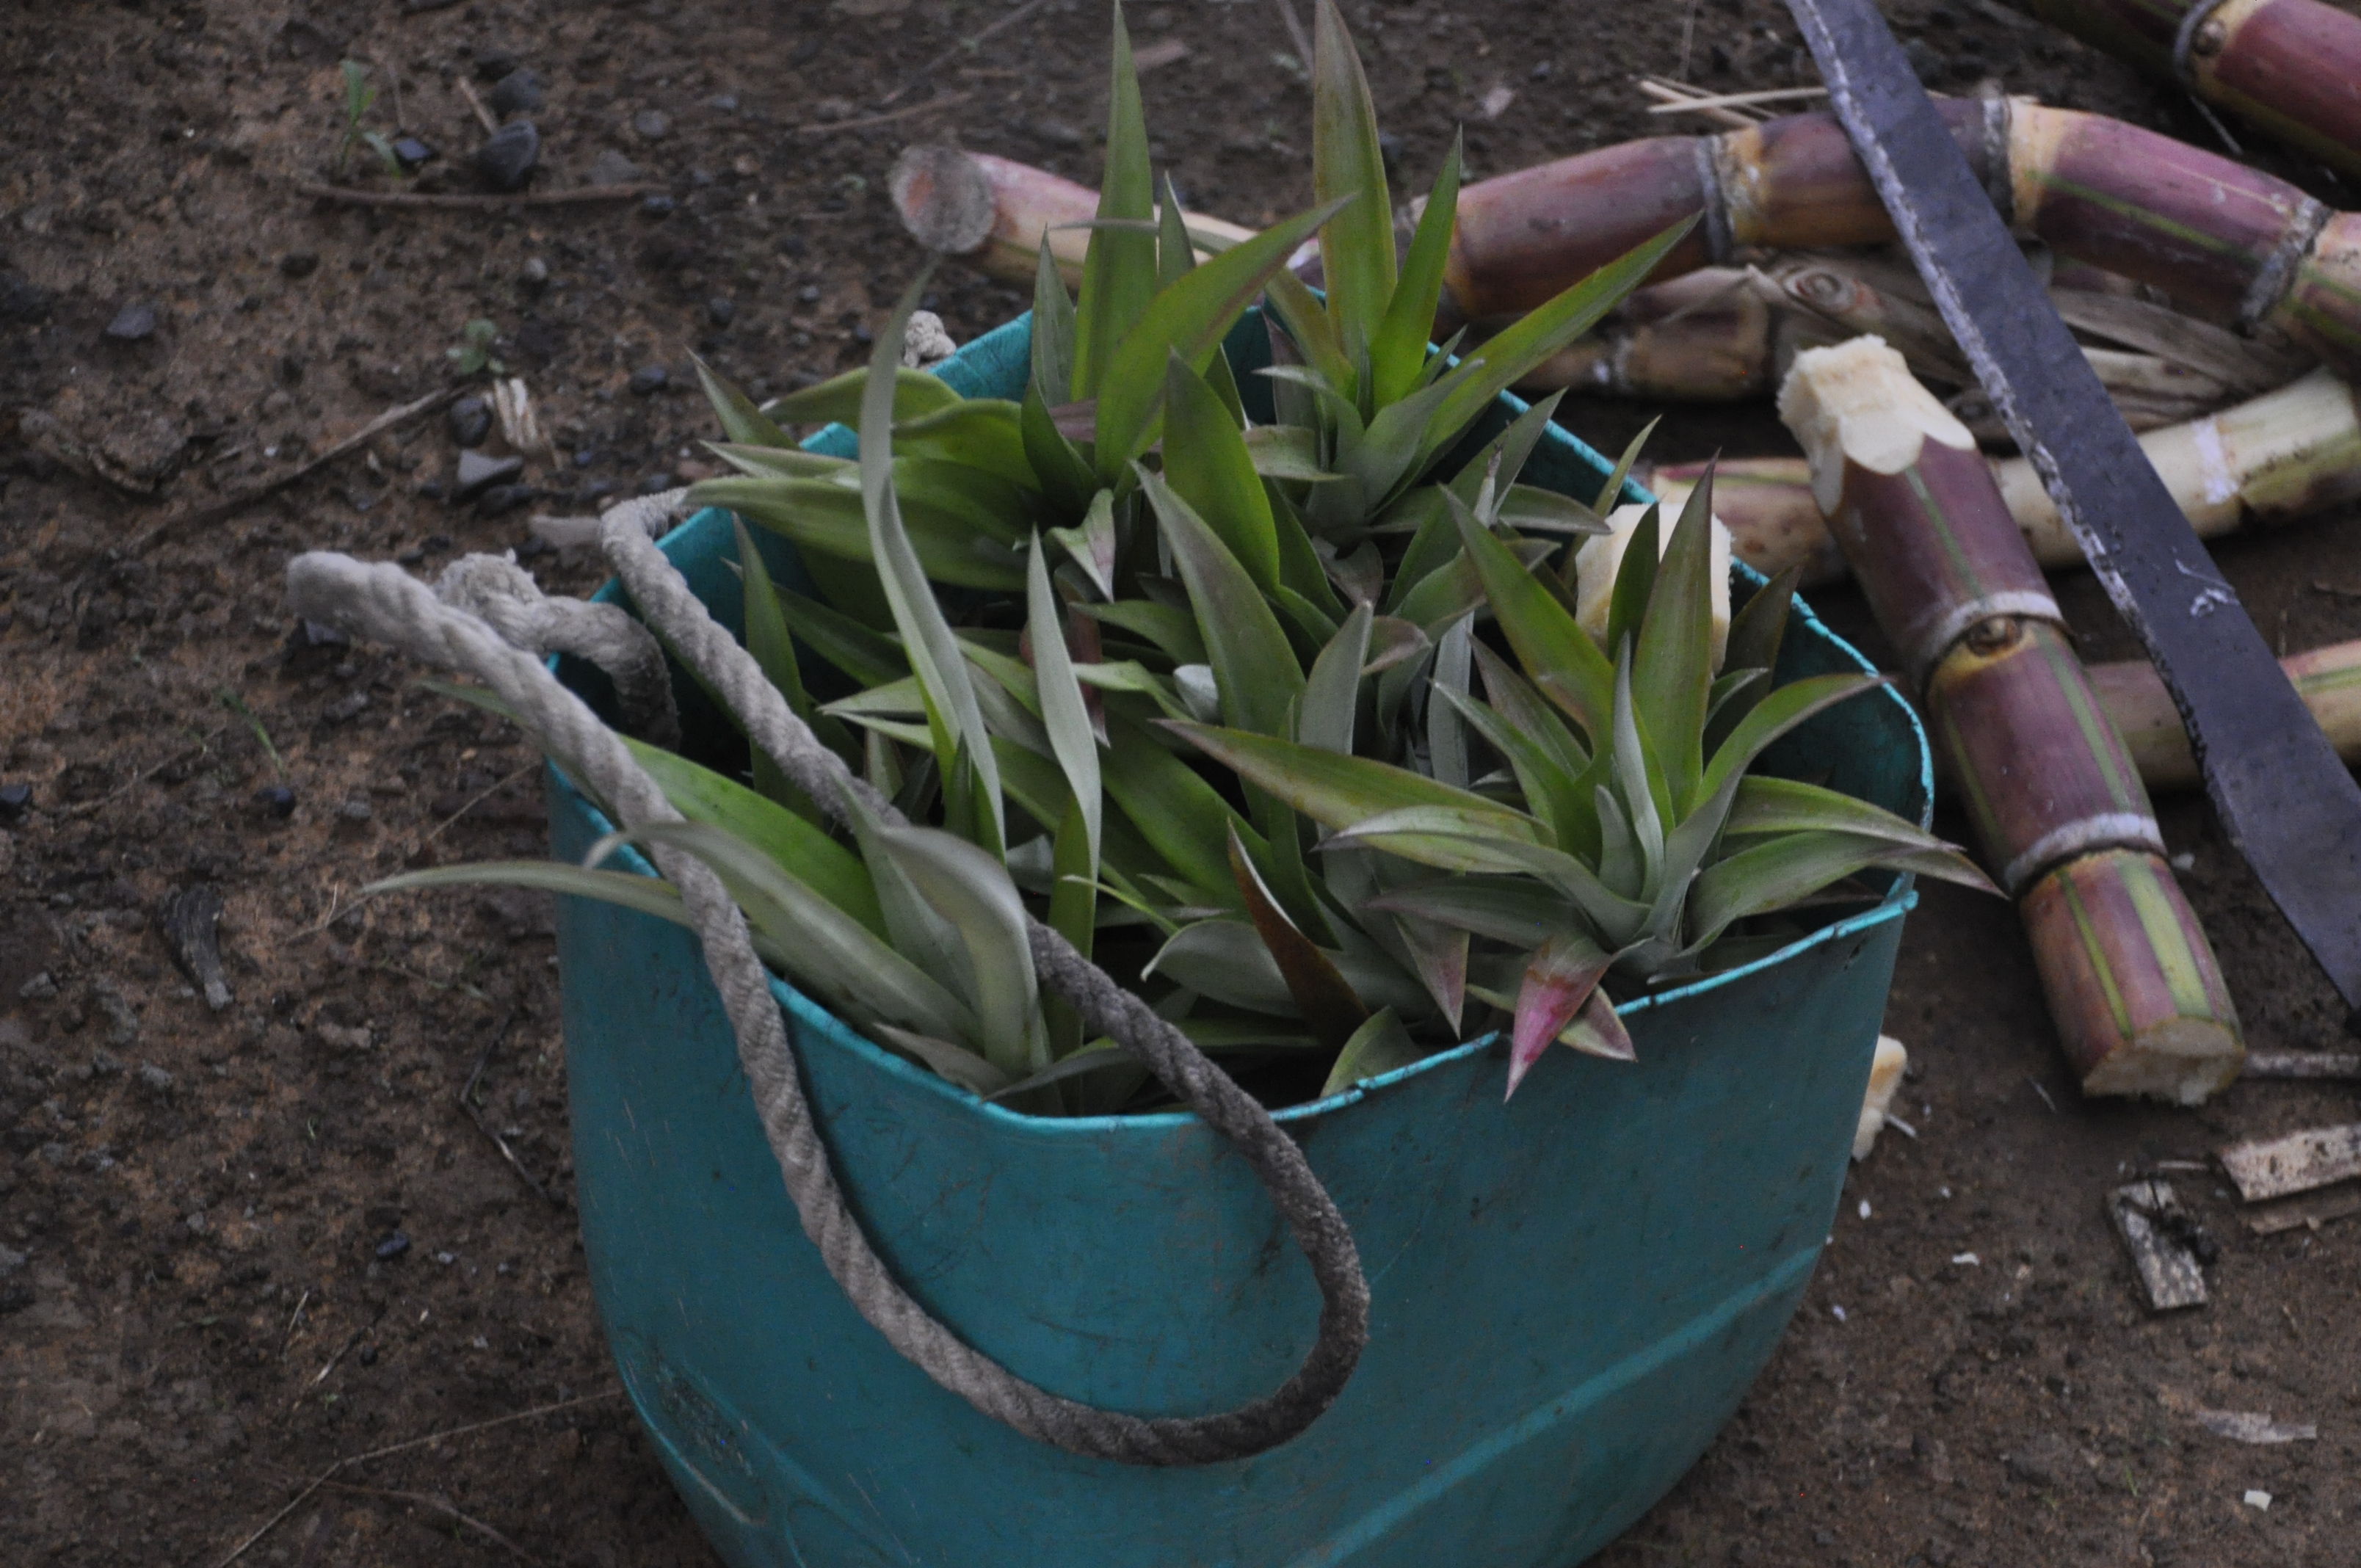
[286,501,1369,1466]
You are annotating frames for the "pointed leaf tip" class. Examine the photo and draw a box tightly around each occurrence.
[1506,932,1612,1097]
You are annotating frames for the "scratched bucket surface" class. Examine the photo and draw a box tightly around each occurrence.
[548,311,1930,1567]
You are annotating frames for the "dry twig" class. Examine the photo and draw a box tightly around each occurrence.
[454,76,499,135]
[1645,83,1829,115]
[125,384,463,556]
[412,760,543,854]
[792,92,973,136]
[459,1009,562,1208]
[1636,76,1760,129]
[212,1391,625,1567]
[319,1482,551,1567]
[295,182,663,211]
[57,722,233,819]
[882,0,1058,104]
[1271,0,1314,66]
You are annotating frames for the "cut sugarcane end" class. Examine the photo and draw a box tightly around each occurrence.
[2019,848,2244,1105]
[1775,335,1979,516]
[1575,502,1733,669]
[1852,1034,1907,1160]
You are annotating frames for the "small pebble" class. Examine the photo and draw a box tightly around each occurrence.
[447,395,492,448]
[797,284,822,303]
[391,136,436,171]
[0,782,29,825]
[475,483,537,518]
[573,448,598,468]
[137,1064,175,1094]
[474,120,540,192]
[300,619,349,647]
[633,108,672,142]
[0,271,51,322]
[637,472,676,495]
[640,194,675,219]
[706,295,736,327]
[487,68,544,117]
[339,800,374,824]
[628,365,670,396]
[105,303,157,341]
[2244,1489,2272,1511]
[709,93,739,112]
[584,148,641,187]
[357,1343,378,1367]
[254,785,297,819]
[471,44,522,79]
[520,256,550,290]
[454,448,523,498]
[374,1232,412,1261]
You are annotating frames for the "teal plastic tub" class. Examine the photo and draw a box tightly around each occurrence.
[547,312,1929,1567]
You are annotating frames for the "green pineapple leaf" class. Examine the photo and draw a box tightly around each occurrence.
[1309,0,1395,384]
[1071,0,1157,402]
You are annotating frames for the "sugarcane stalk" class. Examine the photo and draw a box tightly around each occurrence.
[2005,0,2361,180]
[1518,267,1783,400]
[1780,336,2241,1103]
[1522,255,2264,431]
[2089,636,2361,790]
[1442,100,2360,375]
[890,146,1257,288]
[1653,367,2361,581]
[907,98,2361,377]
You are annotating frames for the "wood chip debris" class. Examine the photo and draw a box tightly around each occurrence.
[2197,1409,2318,1445]
[2108,1180,2208,1311]
[1852,1035,1908,1159]
[2217,1122,2361,1202]
[1131,37,1192,71]
[2243,1049,2361,1080]
[2245,1179,2361,1235]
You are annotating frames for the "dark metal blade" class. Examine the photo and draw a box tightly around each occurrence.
[1786,0,2361,1013]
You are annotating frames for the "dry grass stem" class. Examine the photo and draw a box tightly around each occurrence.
[127,383,463,556]
[1645,83,1829,115]
[318,1482,551,1567]
[454,76,499,135]
[294,183,663,211]
[1635,76,1760,128]
[882,0,1057,104]
[791,93,973,136]
[213,1392,625,1567]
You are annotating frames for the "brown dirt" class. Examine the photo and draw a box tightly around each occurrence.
[2,1,2358,1564]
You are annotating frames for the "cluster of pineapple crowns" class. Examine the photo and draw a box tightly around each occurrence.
[417,0,1985,1113]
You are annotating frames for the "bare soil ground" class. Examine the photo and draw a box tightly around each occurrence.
[3,1,2359,1564]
